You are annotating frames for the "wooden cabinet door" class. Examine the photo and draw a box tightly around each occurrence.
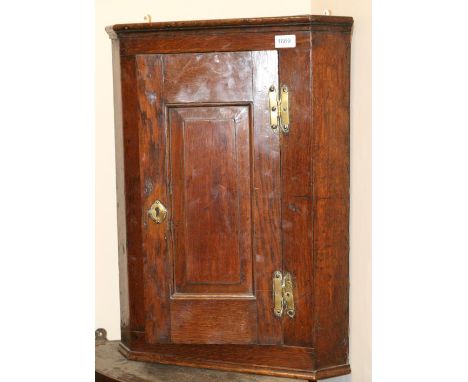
[135,51,283,345]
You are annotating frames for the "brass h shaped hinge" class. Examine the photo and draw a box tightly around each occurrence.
[269,85,290,134]
[273,271,295,318]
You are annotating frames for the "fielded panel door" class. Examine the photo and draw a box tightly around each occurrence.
[135,51,283,345]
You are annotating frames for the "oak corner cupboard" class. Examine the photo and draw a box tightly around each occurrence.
[106,14,353,381]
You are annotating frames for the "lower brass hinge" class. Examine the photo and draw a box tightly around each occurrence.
[273,271,295,318]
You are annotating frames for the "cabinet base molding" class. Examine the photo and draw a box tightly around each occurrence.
[119,342,350,381]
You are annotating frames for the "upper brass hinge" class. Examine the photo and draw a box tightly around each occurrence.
[273,271,295,318]
[269,85,290,134]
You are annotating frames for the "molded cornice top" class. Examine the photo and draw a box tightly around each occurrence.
[106,15,353,39]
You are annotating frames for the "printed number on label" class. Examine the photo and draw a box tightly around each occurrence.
[275,35,296,48]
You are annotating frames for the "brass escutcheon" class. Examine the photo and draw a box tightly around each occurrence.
[148,200,168,224]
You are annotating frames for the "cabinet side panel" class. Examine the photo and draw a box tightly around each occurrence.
[279,46,315,348]
[312,32,351,369]
[111,40,131,336]
[116,53,145,341]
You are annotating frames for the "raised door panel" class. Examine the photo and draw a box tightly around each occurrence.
[170,106,252,295]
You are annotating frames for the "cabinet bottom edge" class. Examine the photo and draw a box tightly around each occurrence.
[119,342,350,380]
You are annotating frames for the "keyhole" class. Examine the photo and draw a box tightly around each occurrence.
[155,207,160,216]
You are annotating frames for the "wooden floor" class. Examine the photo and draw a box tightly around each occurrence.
[96,340,301,382]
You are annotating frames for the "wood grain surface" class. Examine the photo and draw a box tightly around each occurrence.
[169,106,252,294]
[311,31,351,370]
[278,43,315,348]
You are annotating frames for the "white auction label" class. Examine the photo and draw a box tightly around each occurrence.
[274,35,296,48]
